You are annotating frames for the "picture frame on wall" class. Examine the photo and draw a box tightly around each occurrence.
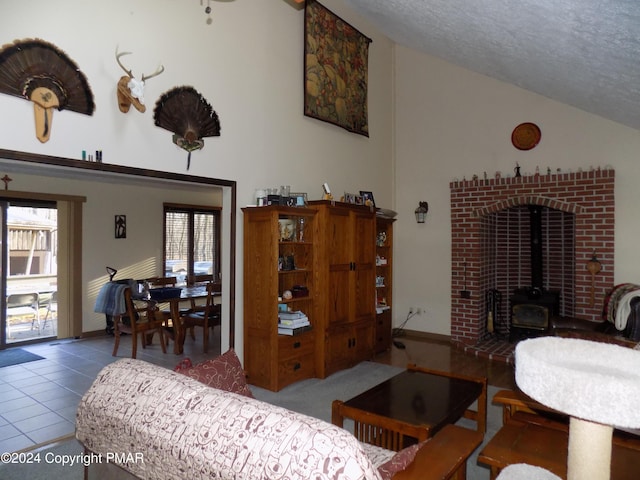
[360,191,375,207]
[115,215,126,239]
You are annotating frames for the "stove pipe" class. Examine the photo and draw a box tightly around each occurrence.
[529,205,543,291]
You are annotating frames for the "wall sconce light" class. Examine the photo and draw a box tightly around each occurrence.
[415,201,429,223]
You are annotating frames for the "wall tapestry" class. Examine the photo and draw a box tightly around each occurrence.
[304,0,371,137]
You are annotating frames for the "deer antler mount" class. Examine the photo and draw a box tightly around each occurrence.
[115,47,164,114]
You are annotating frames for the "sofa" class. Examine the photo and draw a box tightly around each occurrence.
[550,283,640,343]
[76,352,482,480]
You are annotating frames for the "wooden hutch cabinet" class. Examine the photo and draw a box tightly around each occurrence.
[309,201,377,378]
[242,205,318,391]
[374,216,395,353]
[242,201,386,391]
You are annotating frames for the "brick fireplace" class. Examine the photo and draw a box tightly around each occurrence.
[450,169,615,347]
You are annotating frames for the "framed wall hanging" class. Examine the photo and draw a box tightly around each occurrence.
[304,0,372,137]
[115,215,127,239]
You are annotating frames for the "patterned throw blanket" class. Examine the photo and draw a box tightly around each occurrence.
[94,282,127,316]
[603,283,640,329]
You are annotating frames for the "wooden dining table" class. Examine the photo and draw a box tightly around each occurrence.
[150,284,221,354]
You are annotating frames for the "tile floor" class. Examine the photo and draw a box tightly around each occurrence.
[0,332,220,454]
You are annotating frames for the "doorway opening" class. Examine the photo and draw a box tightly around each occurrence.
[1,201,58,347]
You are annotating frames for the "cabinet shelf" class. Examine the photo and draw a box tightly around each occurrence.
[278,268,311,274]
[279,296,312,303]
[243,205,318,392]
[375,217,395,354]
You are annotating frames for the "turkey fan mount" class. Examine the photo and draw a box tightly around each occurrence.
[153,86,221,170]
[0,38,95,143]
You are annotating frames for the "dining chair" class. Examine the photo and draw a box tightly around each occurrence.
[180,281,220,353]
[187,273,213,286]
[112,287,167,359]
[184,274,219,335]
[147,276,178,288]
[7,292,40,338]
[146,275,186,324]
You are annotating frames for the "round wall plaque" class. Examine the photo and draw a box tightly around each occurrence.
[511,122,541,150]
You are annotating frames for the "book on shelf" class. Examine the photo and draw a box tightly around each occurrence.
[278,316,310,327]
[278,313,310,325]
[278,310,307,320]
[278,324,312,336]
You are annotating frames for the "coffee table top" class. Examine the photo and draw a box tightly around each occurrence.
[342,368,484,435]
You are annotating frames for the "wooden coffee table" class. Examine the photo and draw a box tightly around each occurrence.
[332,364,487,451]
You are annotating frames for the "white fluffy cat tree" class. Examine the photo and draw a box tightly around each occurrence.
[497,337,640,480]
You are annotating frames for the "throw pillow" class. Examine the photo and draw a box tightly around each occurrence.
[175,348,254,398]
[377,440,427,480]
[173,358,193,371]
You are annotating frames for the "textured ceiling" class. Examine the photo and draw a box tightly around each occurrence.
[342,0,640,130]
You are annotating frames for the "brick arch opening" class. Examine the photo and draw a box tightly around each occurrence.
[474,195,585,217]
[450,170,615,347]
[479,203,575,339]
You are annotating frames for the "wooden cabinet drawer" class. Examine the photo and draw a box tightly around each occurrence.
[278,330,315,358]
[277,352,315,388]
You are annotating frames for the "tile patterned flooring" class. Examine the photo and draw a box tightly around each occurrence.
[0,333,219,454]
[0,331,516,454]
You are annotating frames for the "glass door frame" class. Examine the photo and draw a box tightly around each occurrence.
[1,200,59,348]
[0,201,6,346]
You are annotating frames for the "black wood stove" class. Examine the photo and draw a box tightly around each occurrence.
[509,205,560,342]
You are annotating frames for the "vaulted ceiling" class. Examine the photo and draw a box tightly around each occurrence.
[342,0,640,131]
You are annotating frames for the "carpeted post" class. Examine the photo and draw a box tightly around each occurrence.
[568,417,613,480]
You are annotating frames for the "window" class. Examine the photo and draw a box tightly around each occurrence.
[164,205,221,286]
[7,203,57,277]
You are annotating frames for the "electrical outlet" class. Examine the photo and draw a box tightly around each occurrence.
[416,307,423,315]
[408,307,414,315]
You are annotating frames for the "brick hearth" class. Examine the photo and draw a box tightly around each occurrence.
[450,169,615,347]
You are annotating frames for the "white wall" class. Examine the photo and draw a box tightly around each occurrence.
[393,46,640,336]
[0,0,394,360]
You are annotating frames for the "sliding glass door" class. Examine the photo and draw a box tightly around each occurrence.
[1,201,58,347]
